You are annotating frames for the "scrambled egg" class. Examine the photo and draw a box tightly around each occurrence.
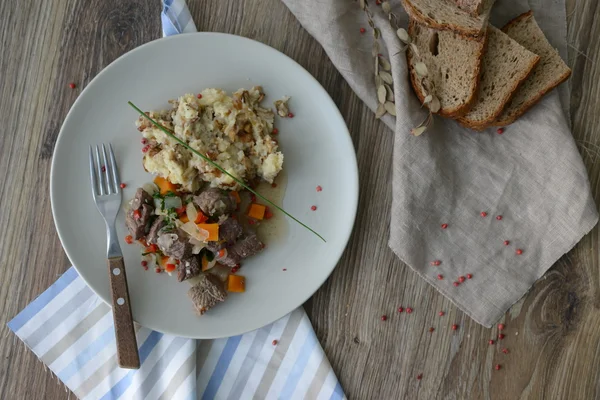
[136,87,283,192]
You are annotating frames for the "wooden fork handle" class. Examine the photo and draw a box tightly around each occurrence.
[107,257,140,369]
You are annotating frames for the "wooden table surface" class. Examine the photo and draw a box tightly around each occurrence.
[1,0,599,399]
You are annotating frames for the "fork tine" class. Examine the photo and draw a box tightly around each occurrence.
[102,144,112,194]
[108,144,121,193]
[95,145,105,195]
[89,146,98,196]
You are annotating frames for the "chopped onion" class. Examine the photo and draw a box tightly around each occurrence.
[189,237,206,254]
[154,198,163,209]
[142,182,159,195]
[186,202,198,223]
[164,196,182,210]
[209,264,230,282]
[181,221,209,242]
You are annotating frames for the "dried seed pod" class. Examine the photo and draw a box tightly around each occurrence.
[397,28,410,43]
[377,85,387,104]
[415,62,428,77]
[379,71,393,84]
[375,103,386,119]
[379,57,391,71]
[384,101,396,116]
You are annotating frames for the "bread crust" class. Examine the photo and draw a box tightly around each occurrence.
[400,0,489,39]
[492,10,572,126]
[457,48,541,130]
[406,19,486,118]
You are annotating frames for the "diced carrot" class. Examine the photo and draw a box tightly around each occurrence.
[227,275,246,293]
[195,211,208,224]
[218,248,226,258]
[165,263,176,273]
[196,223,219,241]
[154,176,179,195]
[248,203,266,220]
[201,256,210,271]
[231,191,241,204]
[180,214,190,223]
[145,244,158,253]
[125,235,133,244]
[138,238,149,247]
[175,206,186,216]
[160,255,170,266]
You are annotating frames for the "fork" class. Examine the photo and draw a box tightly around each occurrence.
[89,144,140,369]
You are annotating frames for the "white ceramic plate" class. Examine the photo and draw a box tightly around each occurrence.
[51,33,358,338]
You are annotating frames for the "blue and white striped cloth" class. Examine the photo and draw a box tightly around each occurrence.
[7,2,345,398]
[8,267,345,399]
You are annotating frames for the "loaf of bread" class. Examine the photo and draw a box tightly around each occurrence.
[457,26,539,130]
[493,11,572,126]
[400,0,495,39]
[407,20,485,117]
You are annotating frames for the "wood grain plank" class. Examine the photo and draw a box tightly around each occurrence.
[1,0,599,399]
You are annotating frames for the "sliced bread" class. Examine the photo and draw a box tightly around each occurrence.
[407,20,485,118]
[400,0,495,39]
[494,11,572,126]
[453,0,484,16]
[457,26,540,130]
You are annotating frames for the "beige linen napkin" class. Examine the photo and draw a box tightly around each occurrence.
[282,0,598,326]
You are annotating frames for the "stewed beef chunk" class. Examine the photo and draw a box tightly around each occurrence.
[193,188,236,217]
[188,273,227,315]
[219,234,263,267]
[131,188,153,210]
[146,216,166,244]
[157,229,192,260]
[177,256,201,282]
[125,204,154,240]
[125,188,155,239]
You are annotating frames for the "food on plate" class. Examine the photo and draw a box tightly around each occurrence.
[273,96,291,117]
[135,86,283,192]
[126,178,271,315]
[457,26,540,130]
[127,87,294,315]
[493,11,572,126]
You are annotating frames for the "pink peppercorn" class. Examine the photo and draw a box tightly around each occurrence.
[481,211,488,217]
[429,327,434,333]
[453,281,460,287]
[516,249,523,255]
[197,93,203,99]
[504,240,510,246]
[398,307,404,313]
[437,274,444,280]
[381,315,387,321]
[497,128,504,134]
[498,333,505,340]
[311,205,317,211]
[406,307,413,314]
[316,185,322,192]
[441,223,448,229]
[69,82,76,89]
[502,348,509,354]
[459,276,466,283]
[489,339,495,345]
[498,323,505,330]
[360,28,366,34]
[495,364,502,371]
[496,215,503,220]
[272,339,278,345]
[466,273,473,279]
[438,311,445,316]
[287,112,294,118]
[452,324,458,330]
